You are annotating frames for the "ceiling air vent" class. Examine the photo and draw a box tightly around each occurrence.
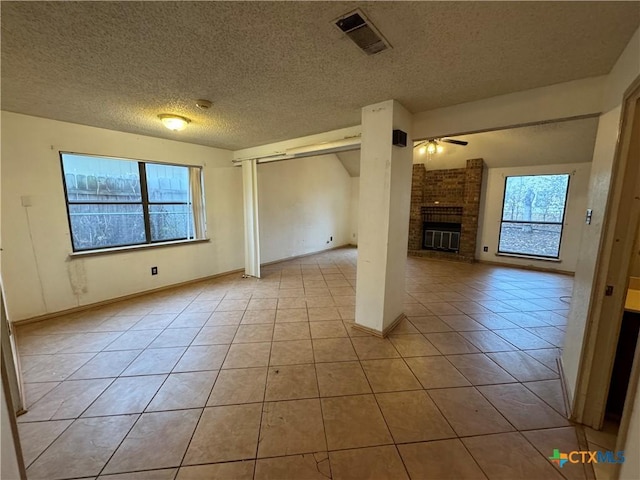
[334,10,390,56]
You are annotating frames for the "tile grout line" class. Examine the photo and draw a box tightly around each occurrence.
[93,287,204,478]
[251,273,279,480]
[16,250,580,480]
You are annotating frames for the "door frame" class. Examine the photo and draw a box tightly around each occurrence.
[1,281,25,415]
[571,76,640,434]
[1,287,28,479]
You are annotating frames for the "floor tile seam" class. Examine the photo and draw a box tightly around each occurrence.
[491,329,556,350]
[21,372,127,422]
[106,325,166,351]
[406,377,471,445]
[251,318,277,479]
[97,408,201,477]
[470,383,536,436]
[19,329,127,356]
[348,342,399,448]
[520,381,569,418]
[174,385,217,475]
[99,465,183,479]
[518,349,562,376]
[309,328,332,459]
[437,353,512,388]
[454,338,521,354]
[20,414,78,471]
[89,410,144,479]
[25,347,107,388]
[523,326,566,346]
[475,381,570,425]
[444,431,493,480]
[419,332,479,357]
[587,440,616,452]
[511,428,578,480]
[114,315,205,404]
[80,372,168,419]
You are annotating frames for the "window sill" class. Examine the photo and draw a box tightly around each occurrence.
[68,238,210,258]
[495,252,561,263]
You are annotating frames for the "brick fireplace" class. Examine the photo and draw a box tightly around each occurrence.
[408,158,484,262]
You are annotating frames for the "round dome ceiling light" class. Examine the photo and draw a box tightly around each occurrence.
[158,114,190,131]
[195,99,212,110]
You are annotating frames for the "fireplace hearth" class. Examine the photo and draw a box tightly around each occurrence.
[408,159,484,262]
[423,222,461,252]
[421,206,463,253]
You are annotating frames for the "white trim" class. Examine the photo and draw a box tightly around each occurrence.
[233,135,361,164]
[242,159,261,278]
[68,238,210,257]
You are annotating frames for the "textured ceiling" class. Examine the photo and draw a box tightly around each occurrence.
[338,116,600,176]
[415,117,600,170]
[2,2,638,150]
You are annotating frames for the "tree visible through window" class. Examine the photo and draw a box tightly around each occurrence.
[498,174,570,258]
[60,153,205,252]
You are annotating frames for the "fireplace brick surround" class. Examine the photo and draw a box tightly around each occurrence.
[408,158,484,262]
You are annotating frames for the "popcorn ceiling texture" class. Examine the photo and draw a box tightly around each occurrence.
[1,2,638,150]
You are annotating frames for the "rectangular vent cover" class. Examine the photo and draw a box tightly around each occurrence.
[335,10,390,56]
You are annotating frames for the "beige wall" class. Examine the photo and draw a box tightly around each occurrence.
[1,113,358,321]
[476,162,591,272]
[257,154,352,264]
[563,26,640,406]
[1,112,244,321]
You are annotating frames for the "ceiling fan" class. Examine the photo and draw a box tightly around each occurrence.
[414,138,468,155]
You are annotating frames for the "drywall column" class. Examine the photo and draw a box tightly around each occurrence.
[242,159,261,278]
[355,100,413,335]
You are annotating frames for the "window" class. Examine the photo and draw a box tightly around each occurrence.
[498,174,570,259]
[60,153,205,252]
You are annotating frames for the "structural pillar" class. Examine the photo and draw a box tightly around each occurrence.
[355,100,413,335]
[242,159,261,278]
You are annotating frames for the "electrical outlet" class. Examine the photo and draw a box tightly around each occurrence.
[151,266,158,275]
[483,246,488,252]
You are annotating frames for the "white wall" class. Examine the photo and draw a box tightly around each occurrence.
[0,111,20,480]
[1,112,244,321]
[476,162,591,273]
[349,177,359,245]
[257,154,351,264]
[563,26,640,407]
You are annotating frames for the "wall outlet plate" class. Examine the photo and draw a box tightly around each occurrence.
[483,246,488,252]
[151,267,158,275]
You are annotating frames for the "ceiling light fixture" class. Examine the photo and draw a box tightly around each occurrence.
[158,114,190,131]
[415,138,469,156]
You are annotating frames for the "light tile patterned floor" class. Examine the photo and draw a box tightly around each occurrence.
[15,247,590,480]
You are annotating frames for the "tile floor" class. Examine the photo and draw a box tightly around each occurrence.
[15,247,592,480]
